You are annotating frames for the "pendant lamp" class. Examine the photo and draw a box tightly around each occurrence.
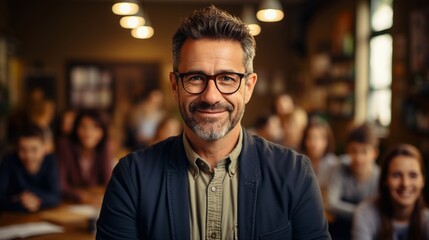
[242,6,261,36]
[112,0,139,15]
[257,0,284,22]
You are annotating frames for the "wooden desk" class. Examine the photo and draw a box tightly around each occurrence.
[0,204,98,240]
[0,188,104,240]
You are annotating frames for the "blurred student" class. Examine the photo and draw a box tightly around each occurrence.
[149,115,182,145]
[272,93,295,121]
[300,117,338,190]
[6,88,55,152]
[28,99,56,153]
[56,110,113,203]
[281,107,308,150]
[0,124,60,212]
[253,113,283,143]
[352,144,429,240]
[271,94,309,149]
[127,89,166,149]
[327,122,380,239]
[55,109,76,139]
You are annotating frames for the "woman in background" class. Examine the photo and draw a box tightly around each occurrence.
[352,143,429,240]
[57,110,113,203]
[300,117,338,190]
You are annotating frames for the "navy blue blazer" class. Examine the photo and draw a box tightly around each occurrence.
[97,130,331,239]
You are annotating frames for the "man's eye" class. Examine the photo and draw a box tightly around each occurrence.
[188,75,205,81]
[219,75,236,82]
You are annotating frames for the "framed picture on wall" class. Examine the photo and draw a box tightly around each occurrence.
[68,64,113,110]
[66,61,161,111]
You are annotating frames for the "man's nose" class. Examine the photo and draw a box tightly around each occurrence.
[199,79,222,104]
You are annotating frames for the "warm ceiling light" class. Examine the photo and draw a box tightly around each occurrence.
[257,0,284,22]
[120,15,145,29]
[248,24,262,36]
[131,25,155,39]
[112,1,139,15]
[131,11,154,39]
[242,6,261,36]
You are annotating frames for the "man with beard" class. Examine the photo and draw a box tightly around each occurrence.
[97,5,330,240]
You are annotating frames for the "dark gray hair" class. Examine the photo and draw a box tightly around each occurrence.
[172,5,256,73]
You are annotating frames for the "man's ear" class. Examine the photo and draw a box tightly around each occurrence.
[169,72,179,100]
[244,73,257,104]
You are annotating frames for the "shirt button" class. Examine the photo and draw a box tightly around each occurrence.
[211,186,217,192]
[211,232,216,238]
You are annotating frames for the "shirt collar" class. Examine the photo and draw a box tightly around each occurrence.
[183,128,242,178]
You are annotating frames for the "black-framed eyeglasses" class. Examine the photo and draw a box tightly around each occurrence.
[175,71,250,95]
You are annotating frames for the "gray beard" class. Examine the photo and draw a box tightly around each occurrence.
[180,103,245,141]
[191,116,231,141]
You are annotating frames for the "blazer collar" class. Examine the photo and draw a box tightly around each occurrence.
[239,129,261,182]
[237,129,261,240]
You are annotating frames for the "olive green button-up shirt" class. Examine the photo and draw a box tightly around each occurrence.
[183,130,242,240]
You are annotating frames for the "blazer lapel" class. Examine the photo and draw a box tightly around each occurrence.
[166,136,190,240]
[238,130,260,240]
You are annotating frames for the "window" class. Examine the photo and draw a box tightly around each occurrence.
[367,0,393,132]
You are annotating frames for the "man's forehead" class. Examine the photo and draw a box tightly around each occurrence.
[178,39,245,69]
[181,38,242,51]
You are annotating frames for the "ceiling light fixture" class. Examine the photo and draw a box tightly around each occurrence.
[256,0,284,22]
[119,10,146,29]
[131,25,154,39]
[131,11,154,39]
[112,0,139,15]
[120,15,145,29]
[242,6,261,36]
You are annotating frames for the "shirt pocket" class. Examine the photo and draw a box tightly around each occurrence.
[258,222,292,240]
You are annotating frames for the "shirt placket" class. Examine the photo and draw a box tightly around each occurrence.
[206,163,226,240]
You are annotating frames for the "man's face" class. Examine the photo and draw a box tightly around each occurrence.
[18,137,46,174]
[170,39,257,141]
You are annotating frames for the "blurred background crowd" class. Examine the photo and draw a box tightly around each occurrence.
[1,88,428,239]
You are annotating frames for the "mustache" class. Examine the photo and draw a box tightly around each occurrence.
[189,101,233,113]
